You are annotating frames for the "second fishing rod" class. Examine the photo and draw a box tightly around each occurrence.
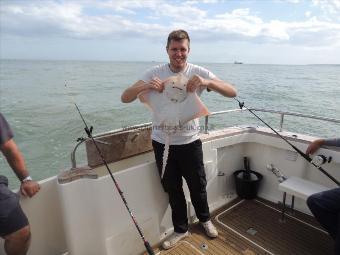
[73,103,155,255]
[233,97,340,187]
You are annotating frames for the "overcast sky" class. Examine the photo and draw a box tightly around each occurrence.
[1,0,340,64]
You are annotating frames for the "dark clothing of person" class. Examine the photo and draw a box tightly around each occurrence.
[307,138,340,254]
[0,176,28,236]
[307,188,340,254]
[324,138,340,147]
[0,113,29,236]
[152,139,210,233]
[0,175,20,219]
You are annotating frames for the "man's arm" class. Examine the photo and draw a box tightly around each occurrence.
[306,138,340,155]
[1,139,28,180]
[187,75,237,98]
[206,78,237,97]
[121,78,164,103]
[1,139,40,197]
[121,80,149,103]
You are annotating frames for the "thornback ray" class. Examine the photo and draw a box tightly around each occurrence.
[138,74,210,178]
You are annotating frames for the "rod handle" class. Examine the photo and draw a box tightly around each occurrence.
[145,242,155,255]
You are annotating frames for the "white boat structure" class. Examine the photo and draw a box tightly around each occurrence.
[1,108,339,255]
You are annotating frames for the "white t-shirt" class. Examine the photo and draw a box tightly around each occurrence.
[140,63,216,145]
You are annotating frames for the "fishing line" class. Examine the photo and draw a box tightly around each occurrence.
[234,97,340,187]
[65,83,155,255]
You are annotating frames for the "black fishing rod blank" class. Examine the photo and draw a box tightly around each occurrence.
[73,103,155,255]
[234,97,340,187]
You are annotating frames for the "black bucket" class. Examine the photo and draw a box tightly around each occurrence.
[233,157,263,199]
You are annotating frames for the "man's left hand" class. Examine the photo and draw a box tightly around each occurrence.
[20,181,41,198]
[187,75,208,92]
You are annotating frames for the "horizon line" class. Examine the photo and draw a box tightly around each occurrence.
[0,58,339,66]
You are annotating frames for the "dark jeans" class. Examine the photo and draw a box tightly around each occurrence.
[307,188,340,255]
[152,139,210,233]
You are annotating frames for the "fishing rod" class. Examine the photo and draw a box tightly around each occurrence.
[234,97,340,187]
[72,102,155,255]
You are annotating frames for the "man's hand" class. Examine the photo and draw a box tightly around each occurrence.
[148,77,164,92]
[306,139,324,155]
[187,75,208,92]
[20,181,40,198]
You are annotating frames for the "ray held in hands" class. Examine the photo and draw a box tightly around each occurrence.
[139,73,210,178]
[139,73,209,133]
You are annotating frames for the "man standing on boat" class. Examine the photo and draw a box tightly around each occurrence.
[121,29,236,249]
[0,113,40,255]
[306,138,340,255]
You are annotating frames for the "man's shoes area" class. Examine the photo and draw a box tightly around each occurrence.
[201,220,218,238]
[162,221,217,250]
[162,231,189,250]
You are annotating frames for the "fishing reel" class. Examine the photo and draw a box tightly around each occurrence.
[311,154,332,167]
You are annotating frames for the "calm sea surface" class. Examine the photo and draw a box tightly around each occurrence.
[0,60,339,188]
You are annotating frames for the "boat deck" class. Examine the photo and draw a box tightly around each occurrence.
[146,198,333,255]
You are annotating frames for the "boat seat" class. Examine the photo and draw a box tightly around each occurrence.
[278,177,329,221]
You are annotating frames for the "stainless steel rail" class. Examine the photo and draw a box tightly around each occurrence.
[204,108,340,134]
[71,109,340,168]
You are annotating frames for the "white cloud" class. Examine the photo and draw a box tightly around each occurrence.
[286,0,301,3]
[94,0,159,14]
[1,0,340,48]
[185,0,221,4]
[312,0,340,21]
[95,0,207,21]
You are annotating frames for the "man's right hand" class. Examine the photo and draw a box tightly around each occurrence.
[20,181,40,198]
[148,77,164,92]
[306,139,324,155]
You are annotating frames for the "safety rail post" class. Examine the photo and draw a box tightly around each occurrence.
[71,139,86,169]
[279,113,285,132]
[205,116,209,134]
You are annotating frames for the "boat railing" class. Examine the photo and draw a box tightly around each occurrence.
[204,108,340,134]
[70,109,340,168]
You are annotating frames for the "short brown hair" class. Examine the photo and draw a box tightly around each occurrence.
[166,30,190,49]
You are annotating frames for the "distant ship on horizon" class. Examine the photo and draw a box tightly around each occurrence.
[234,61,243,64]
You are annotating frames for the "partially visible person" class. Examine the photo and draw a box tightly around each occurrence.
[306,138,340,255]
[0,113,40,255]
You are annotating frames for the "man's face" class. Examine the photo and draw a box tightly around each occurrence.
[167,39,190,72]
